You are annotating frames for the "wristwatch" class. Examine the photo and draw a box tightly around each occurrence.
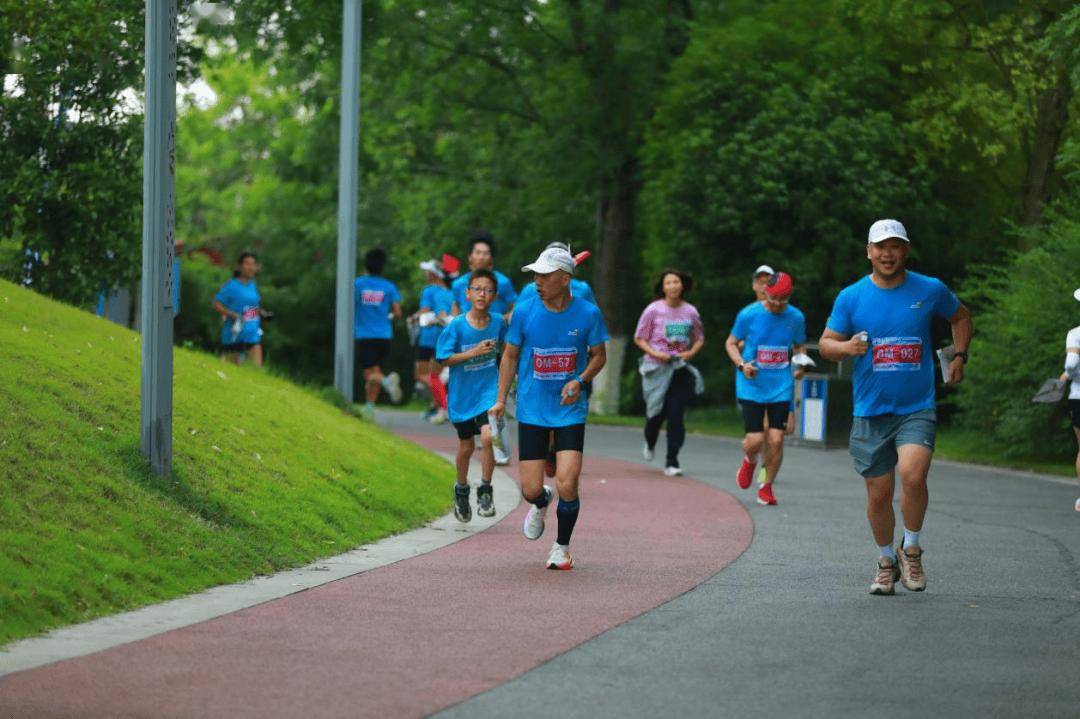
[737,362,745,371]
[955,351,969,364]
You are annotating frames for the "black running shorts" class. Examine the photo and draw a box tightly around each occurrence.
[519,422,585,461]
[355,339,391,370]
[1070,399,1080,429]
[740,400,789,433]
[453,413,490,440]
[416,345,436,362]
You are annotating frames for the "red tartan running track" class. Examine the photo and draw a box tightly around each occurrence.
[0,432,752,719]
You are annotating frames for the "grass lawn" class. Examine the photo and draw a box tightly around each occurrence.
[590,406,1075,478]
[0,280,452,646]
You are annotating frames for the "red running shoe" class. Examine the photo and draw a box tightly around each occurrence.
[736,456,757,489]
[757,483,777,506]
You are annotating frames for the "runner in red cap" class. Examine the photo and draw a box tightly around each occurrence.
[725,271,807,505]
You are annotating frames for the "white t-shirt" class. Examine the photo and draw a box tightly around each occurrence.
[1067,326,1080,400]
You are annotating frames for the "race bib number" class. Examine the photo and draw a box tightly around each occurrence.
[462,342,496,372]
[533,347,578,381]
[664,321,692,344]
[872,337,922,372]
[361,289,385,306]
[242,307,260,321]
[756,345,790,369]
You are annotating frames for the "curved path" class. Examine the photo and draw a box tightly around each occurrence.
[0,423,752,718]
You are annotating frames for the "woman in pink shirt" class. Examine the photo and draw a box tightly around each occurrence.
[634,269,705,475]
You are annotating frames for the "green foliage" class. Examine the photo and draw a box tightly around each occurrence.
[0,1,202,304]
[0,278,452,644]
[955,203,1080,459]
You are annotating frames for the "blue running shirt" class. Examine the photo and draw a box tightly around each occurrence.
[354,276,401,340]
[435,313,507,423]
[731,302,807,404]
[507,297,609,427]
[418,284,454,348]
[452,270,518,315]
[214,278,262,345]
[517,278,596,306]
[826,271,960,417]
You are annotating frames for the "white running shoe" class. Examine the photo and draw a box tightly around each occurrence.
[522,486,552,540]
[664,466,683,477]
[546,542,573,570]
[642,442,654,462]
[429,408,448,425]
[382,372,403,404]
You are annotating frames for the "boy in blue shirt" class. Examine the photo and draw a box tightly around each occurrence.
[490,246,609,570]
[354,248,403,415]
[436,269,506,522]
[820,219,972,596]
[725,272,807,507]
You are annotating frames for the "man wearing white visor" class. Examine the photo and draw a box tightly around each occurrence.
[490,245,609,570]
[820,219,972,596]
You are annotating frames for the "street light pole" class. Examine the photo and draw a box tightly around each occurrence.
[140,0,177,476]
[334,0,362,403]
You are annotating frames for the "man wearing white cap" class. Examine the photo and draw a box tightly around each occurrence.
[819,219,972,596]
[1061,288,1080,494]
[752,265,774,302]
[490,245,609,570]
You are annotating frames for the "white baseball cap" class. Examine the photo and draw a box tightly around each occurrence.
[1074,288,1080,302]
[868,219,910,244]
[418,259,444,277]
[753,264,774,278]
[522,246,575,275]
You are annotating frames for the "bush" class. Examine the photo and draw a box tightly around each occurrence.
[955,209,1080,459]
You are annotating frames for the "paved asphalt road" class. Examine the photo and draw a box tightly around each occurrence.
[376,414,1080,719]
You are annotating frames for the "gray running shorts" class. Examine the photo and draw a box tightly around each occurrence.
[849,409,937,479]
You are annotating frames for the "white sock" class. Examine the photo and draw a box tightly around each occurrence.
[903,527,920,549]
[879,544,896,561]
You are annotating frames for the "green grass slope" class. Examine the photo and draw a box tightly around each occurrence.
[0,280,451,645]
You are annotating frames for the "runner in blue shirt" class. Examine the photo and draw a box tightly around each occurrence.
[354,248,403,415]
[450,231,518,319]
[490,246,609,571]
[819,219,972,596]
[436,269,506,522]
[725,272,806,507]
[212,252,269,366]
[412,259,456,423]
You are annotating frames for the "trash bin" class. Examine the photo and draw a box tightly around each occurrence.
[794,373,852,448]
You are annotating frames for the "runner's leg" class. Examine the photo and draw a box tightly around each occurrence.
[249,344,264,367]
[478,423,495,482]
[663,370,692,468]
[364,366,383,404]
[555,449,583,547]
[896,444,932,537]
[864,470,896,548]
[763,428,785,483]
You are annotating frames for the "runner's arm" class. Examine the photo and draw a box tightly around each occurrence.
[793,343,808,380]
[391,302,403,320]
[562,343,607,405]
[946,304,972,384]
[724,333,747,370]
[818,328,866,362]
[211,300,239,320]
[490,343,520,420]
[634,336,671,362]
[679,336,705,362]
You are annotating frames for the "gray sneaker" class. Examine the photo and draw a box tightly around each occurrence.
[896,544,926,591]
[477,483,495,518]
[453,484,471,523]
[869,556,900,595]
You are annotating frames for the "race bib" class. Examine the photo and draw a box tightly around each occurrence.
[664,321,692,344]
[361,289,385,306]
[756,345,790,369]
[872,336,922,372]
[242,307,260,321]
[462,342,496,372]
[533,347,578,381]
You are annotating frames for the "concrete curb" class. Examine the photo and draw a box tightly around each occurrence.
[0,454,519,678]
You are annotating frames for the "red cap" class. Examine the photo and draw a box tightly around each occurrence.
[765,271,793,298]
[441,253,461,278]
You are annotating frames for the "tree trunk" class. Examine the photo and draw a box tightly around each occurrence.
[590,157,638,415]
[1021,65,1072,226]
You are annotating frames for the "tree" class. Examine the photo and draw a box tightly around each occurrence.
[0,0,201,304]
